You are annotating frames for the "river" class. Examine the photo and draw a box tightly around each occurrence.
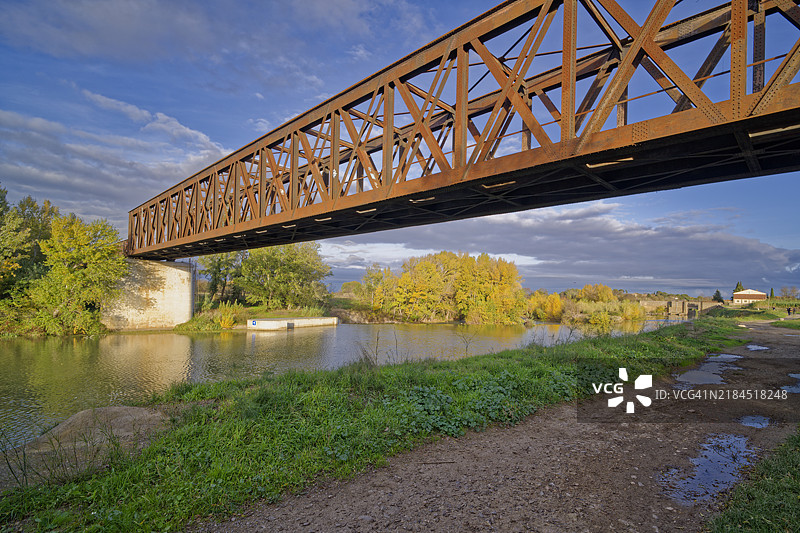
[0,320,672,448]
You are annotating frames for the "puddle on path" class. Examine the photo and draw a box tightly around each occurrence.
[746,344,770,351]
[672,355,742,390]
[782,374,800,394]
[739,415,770,428]
[660,434,756,506]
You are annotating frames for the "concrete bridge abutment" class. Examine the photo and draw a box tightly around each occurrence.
[102,259,195,330]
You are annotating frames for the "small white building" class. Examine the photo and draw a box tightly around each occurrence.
[732,289,767,304]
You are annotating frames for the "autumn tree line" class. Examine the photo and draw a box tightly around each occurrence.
[0,184,127,336]
[340,251,647,326]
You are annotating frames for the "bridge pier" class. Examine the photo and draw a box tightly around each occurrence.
[102,259,195,330]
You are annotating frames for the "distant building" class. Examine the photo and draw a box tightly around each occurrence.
[732,289,767,304]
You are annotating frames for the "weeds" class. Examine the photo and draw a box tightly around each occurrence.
[0,411,129,490]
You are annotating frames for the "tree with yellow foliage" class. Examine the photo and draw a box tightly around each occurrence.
[577,283,617,303]
[357,251,526,324]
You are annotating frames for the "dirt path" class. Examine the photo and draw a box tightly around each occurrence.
[190,321,800,532]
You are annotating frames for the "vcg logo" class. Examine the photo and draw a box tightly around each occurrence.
[592,368,653,413]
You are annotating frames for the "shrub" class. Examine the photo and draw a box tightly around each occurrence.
[213,301,244,329]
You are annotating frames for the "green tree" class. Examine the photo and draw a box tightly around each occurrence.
[15,196,59,261]
[360,263,385,309]
[339,280,362,298]
[235,242,331,309]
[734,281,745,293]
[0,185,8,216]
[712,289,724,303]
[29,214,128,335]
[770,288,775,299]
[0,186,31,297]
[12,196,60,286]
[198,252,243,301]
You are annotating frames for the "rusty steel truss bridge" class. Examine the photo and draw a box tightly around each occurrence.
[126,0,800,260]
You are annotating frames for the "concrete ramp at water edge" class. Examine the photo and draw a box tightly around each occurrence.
[247,317,339,331]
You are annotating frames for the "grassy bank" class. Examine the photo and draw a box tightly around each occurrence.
[1,318,744,531]
[708,428,800,532]
[705,307,786,321]
[174,303,326,332]
[771,319,800,330]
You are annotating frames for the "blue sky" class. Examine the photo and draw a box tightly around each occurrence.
[0,0,798,296]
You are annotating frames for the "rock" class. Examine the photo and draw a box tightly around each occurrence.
[27,406,168,452]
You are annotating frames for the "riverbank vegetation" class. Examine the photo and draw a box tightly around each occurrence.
[341,252,527,324]
[338,252,647,327]
[0,185,127,337]
[177,243,331,331]
[0,317,745,531]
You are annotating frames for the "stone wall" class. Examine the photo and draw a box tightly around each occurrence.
[102,260,194,330]
[638,300,722,315]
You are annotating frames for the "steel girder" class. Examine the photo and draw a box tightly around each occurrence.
[127,0,800,259]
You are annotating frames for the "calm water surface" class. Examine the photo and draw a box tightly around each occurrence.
[0,321,670,448]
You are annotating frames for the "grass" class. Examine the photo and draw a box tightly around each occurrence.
[175,304,327,332]
[708,428,800,532]
[771,320,800,330]
[0,317,746,531]
[705,307,785,321]
[240,305,326,319]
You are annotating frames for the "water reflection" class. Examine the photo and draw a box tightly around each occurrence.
[0,320,674,448]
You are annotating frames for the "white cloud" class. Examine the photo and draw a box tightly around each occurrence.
[319,241,439,269]
[347,44,373,62]
[248,118,272,134]
[142,113,220,149]
[82,90,153,122]
[0,95,228,230]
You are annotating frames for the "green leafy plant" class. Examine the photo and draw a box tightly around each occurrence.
[213,301,244,329]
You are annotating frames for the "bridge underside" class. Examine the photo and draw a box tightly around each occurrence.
[136,104,800,260]
[127,0,800,260]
